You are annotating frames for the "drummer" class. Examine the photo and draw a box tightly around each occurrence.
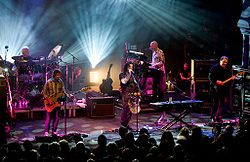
[15,46,34,76]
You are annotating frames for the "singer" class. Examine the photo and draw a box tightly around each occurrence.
[119,61,139,130]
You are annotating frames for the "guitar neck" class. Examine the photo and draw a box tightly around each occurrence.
[222,76,234,85]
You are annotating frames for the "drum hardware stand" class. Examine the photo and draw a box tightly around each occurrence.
[3,46,16,132]
[66,50,79,92]
[3,46,14,117]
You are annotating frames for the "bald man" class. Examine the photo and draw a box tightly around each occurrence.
[149,40,166,101]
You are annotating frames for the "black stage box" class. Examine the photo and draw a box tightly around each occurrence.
[86,96,115,118]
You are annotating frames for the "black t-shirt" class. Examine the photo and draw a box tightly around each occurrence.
[208,64,232,90]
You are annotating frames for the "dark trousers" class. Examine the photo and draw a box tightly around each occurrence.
[45,107,60,133]
[152,70,166,101]
[211,88,229,120]
[120,93,132,127]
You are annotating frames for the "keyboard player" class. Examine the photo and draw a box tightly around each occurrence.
[148,40,166,101]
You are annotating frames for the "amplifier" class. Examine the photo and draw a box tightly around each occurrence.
[86,96,115,118]
[191,59,216,81]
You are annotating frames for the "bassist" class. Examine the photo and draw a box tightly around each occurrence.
[43,69,66,136]
[208,56,235,122]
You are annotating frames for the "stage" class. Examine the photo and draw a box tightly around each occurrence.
[7,101,240,149]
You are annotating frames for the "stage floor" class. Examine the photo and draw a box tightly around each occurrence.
[7,105,240,149]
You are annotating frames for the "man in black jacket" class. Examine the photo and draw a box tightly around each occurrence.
[208,56,235,122]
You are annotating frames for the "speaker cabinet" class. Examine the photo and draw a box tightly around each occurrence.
[86,96,115,118]
[0,76,7,144]
[191,59,216,81]
[190,59,216,102]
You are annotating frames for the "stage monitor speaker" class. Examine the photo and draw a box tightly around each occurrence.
[35,136,59,143]
[86,96,115,118]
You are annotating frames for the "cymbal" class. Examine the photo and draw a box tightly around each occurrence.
[48,44,63,59]
[12,56,28,62]
[0,60,14,69]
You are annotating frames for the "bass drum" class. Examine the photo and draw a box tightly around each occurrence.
[32,64,46,82]
[26,82,44,107]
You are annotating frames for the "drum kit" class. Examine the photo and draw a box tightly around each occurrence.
[2,45,63,109]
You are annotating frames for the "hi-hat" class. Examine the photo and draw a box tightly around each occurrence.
[0,60,14,69]
[12,56,28,62]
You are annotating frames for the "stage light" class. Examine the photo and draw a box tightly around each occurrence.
[62,0,128,68]
[89,71,99,83]
[0,2,38,63]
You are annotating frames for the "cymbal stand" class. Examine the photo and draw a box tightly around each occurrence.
[66,51,79,92]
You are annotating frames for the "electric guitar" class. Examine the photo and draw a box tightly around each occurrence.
[44,86,91,112]
[214,71,244,89]
[44,92,64,113]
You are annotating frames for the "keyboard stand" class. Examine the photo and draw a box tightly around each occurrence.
[150,100,203,130]
[160,107,192,130]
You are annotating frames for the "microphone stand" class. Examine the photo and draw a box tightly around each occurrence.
[131,72,142,133]
[66,51,79,92]
[57,58,70,136]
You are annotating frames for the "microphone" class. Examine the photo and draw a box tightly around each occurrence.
[5,45,9,52]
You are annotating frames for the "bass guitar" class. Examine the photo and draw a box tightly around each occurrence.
[44,86,91,112]
[222,71,244,84]
[214,71,244,89]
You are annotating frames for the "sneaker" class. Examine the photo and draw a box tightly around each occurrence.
[52,132,58,136]
[44,132,49,137]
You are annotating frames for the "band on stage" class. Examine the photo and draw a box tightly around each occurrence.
[0,42,237,131]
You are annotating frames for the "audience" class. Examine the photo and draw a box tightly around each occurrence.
[0,124,249,162]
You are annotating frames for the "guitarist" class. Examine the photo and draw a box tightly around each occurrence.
[43,69,66,136]
[208,56,235,122]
